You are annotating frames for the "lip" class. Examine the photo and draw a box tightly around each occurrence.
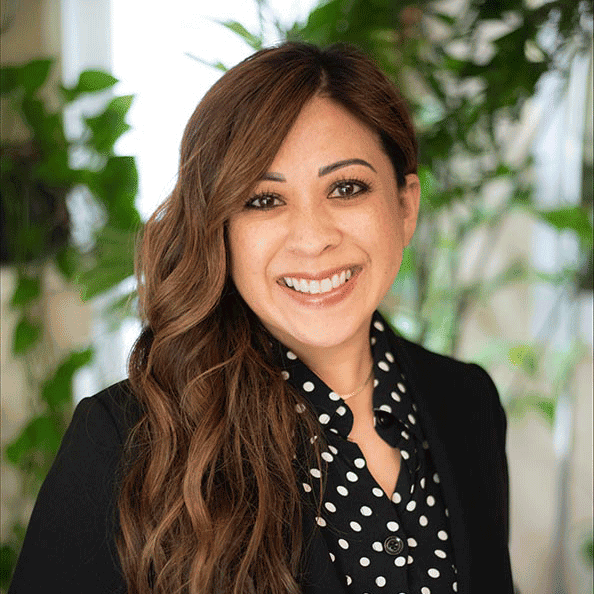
[276,265,363,308]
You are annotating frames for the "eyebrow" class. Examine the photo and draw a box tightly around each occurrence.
[260,158,376,182]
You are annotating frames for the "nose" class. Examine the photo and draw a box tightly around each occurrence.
[284,202,342,256]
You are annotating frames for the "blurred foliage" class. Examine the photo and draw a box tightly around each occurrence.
[0,58,140,590]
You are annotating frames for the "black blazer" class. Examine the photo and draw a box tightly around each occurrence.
[9,337,514,594]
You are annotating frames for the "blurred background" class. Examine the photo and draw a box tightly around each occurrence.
[1,0,592,592]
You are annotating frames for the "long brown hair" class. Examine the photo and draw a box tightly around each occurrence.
[119,42,417,594]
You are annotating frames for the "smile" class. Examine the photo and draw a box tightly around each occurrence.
[279,266,360,294]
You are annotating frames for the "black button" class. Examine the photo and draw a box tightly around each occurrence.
[375,409,396,428]
[383,535,404,555]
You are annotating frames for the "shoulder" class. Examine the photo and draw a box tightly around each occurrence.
[74,379,142,446]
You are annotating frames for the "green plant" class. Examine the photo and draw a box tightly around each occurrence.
[0,58,140,590]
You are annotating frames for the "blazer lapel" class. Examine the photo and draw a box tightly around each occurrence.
[395,336,473,594]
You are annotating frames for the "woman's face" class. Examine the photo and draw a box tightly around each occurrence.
[228,96,419,356]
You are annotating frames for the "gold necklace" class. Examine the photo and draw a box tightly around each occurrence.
[336,365,374,400]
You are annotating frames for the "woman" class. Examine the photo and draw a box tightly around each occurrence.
[9,42,513,594]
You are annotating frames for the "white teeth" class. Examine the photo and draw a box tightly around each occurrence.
[283,268,356,294]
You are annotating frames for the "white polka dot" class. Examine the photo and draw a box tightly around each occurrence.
[394,556,406,567]
[406,500,416,512]
[374,320,385,331]
[379,404,392,413]
[370,336,377,345]
[302,482,312,492]
[310,468,321,478]
[354,458,366,468]
[391,391,401,402]
[378,361,389,372]
[445,508,450,517]
[421,587,431,594]
[328,391,340,401]
[401,430,410,440]
[321,451,334,462]
[338,538,349,549]
[295,403,306,413]
[360,506,372,516]
[427,495,435,506]
[350,521,362,532]
[303,381,314,392]
[428,568,440,578]
[401,450,410,460]
[286,350,297,360]
[433,472,440,483]
[407,555,413,564]
[385,352,395,363]
[410,483,415,494]
[397,382,406,392]
[336,405,346,416]
[315,516,326,527]
[372,541,383,552]
[281,370,290,380]
[373,378,379,387]
[420,477,426,489]
[372,487,384,497]
[318,413,330,424]
[407,537,417,547]
[359,556,370,566]
[438,530,448,540]
[387,521,399,531]
[453,582,458,592]
[346,471,358,482]
[419,515,428,526]
[329,552,335,561]
[407,413,416,424]
[392,492,402,504]
[336,485,348,496]
[328,445,338,454]
[376,576,386,587]
[346,575,352,585]
[434,549,447,559]
[324,501,336,513]
[329,428,339,434]
[310,435,319,443]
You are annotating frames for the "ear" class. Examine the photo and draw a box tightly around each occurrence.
[399,173,421,246]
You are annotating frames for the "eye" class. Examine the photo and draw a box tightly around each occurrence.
[245,193,284,210]
[328,179,371,199]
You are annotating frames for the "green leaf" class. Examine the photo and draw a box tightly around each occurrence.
[508,344,539,375]
[0,66,19,95]
[183,52,228,72]
[55,246,80,279]
[218,21,263,50]
[20,59,53,96]
[77,227,137,299]
[10,274,41,307]
[4,415,62,466]
[539,207,593,244]
[582,535,593,567]
[84,95,134,154]
[41,349,94,410]
[13,316,42,354]
[0,543,18,590]
[86,156,140,229]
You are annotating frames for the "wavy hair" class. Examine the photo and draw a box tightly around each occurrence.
[118,42,417,594]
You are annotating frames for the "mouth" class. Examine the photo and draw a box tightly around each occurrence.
[277,266,362,295]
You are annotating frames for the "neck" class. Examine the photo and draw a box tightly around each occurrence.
[281,322,374,397]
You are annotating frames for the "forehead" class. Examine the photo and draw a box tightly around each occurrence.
[267,96,384,173]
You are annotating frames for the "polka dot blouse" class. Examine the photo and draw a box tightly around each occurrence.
[273,311,459,593]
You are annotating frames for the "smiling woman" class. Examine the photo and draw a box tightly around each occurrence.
[9,43,514,594]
